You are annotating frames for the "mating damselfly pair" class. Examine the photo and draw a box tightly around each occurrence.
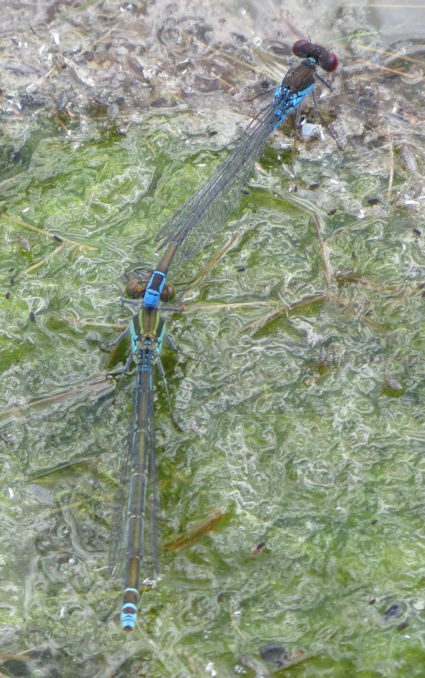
[4,39,338,632]
[116,38,337,631]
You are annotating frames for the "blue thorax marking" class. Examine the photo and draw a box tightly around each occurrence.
[272,83,314,129]
[143,270,167,310]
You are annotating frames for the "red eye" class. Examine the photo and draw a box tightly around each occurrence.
[292,39,310,57]
[292,40,338,72]
[320,52,338,72]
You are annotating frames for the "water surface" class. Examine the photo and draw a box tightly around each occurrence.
[1,1,425,676]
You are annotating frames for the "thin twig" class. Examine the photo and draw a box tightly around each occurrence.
[1,214,98,250]
[386,131,394,201]
[181,231,242,301]
[355,57,424,81]
[164,508,225,552]
[0,376,114,423]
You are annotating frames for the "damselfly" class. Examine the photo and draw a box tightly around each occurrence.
[119,308,165,630]
[152,40,337,269]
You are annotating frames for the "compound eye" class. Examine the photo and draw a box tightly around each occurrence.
[292,39,310,57]
[160,284,174,302]
[320,51,338,72]
[126,278,146,299]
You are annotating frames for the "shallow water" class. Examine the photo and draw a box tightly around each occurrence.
[1,1,425,676]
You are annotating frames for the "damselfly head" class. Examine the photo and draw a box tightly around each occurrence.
[292,40,338,72]
[126,277,174,302]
